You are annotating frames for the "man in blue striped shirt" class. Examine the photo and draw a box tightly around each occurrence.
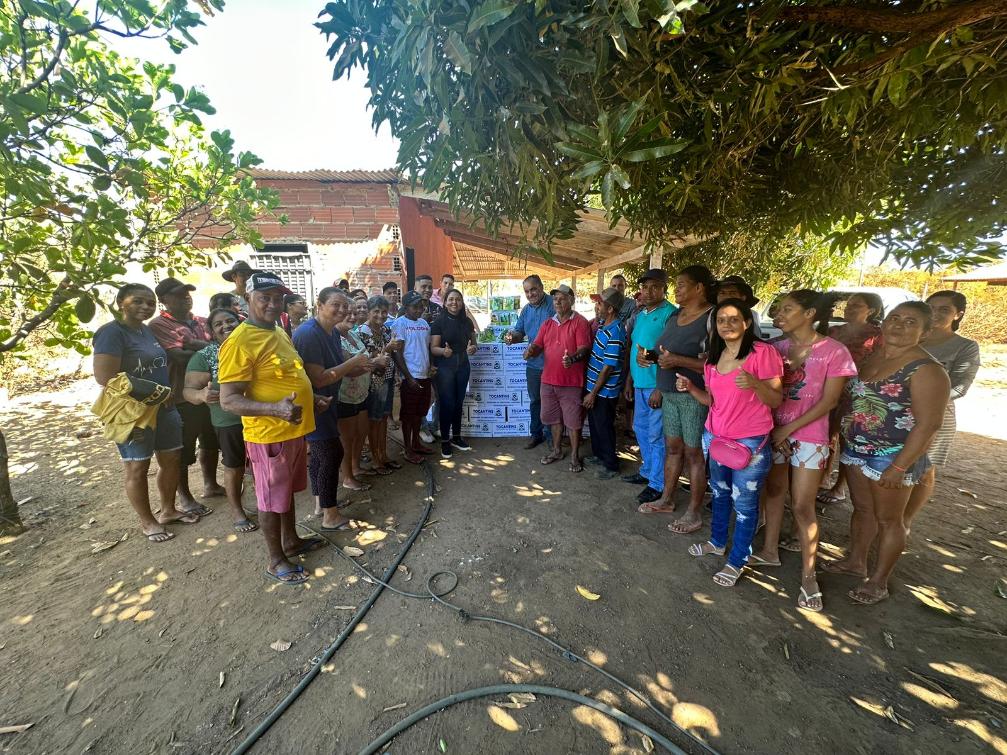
[583,287,627,479]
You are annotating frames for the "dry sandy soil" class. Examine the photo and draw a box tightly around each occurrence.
[1,352,1005,755]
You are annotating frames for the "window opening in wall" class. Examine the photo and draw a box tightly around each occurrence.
[252,244,314,302]
[392,256,403,272]
[389,224,400,241]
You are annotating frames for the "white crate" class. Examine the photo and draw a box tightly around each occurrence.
[460,420,494,437]
[469,356,504,372]
[469,374,507,390]
[483,389,525,405]
[473,343,503,357]
[504,372,527,389]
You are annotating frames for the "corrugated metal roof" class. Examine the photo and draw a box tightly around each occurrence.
[247,168,400,183]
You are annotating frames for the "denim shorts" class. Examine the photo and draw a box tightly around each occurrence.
[840,448,931,487]
[115,406,183,462]
[367,378,394,420]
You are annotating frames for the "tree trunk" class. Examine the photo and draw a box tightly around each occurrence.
[0,426,26,536]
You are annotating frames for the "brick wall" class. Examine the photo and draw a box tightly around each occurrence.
[254,178,400,242]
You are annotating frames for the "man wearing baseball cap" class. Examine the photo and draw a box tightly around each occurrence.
[222,261,261,316]
[218,272,330,585]
[583,287,628,478]
[523,284,593,472]
[622,269,677,503]
[149,277,223,514]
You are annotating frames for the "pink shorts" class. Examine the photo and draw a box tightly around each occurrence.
[540,383,585,430]
[245,437,307,513]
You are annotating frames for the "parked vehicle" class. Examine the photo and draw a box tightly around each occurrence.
[757,286,917,340]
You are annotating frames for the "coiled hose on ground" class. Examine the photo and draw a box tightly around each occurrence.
[231,443,721,755]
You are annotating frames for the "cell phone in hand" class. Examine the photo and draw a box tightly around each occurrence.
[645,349,659,362]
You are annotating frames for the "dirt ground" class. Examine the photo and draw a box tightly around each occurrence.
[1,353,1006,754]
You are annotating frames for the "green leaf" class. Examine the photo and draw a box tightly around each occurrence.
[85,145,109,170]
[571,160,606,180]
[601,169,615,208]
[610,25,628,58]
[93,175,112,191]
[8,91,47,115]
[620,0,642,28]
[467,1,517,34]
[75,295,96,324]
[555,142,604,161]
[610,163,631,189]
[444,31,473,74]
[621,139,688,162]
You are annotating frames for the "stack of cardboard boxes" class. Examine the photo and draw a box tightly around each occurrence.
[460,343,530,437]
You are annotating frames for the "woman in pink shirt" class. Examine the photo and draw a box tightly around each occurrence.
[751,290,857,612]
[676,300,783,588]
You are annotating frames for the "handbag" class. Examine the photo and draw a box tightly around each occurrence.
[709,435,768,470]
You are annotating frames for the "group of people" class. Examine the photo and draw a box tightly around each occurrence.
[92,259,980,603]
[92,263,481,584]
[505,268,978,610]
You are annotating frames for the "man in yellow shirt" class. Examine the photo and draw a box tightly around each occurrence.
[219,272,330,585]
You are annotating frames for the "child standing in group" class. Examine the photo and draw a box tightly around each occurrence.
[391,291,433,464]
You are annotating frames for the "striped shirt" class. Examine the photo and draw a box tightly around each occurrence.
[586,319,627,399]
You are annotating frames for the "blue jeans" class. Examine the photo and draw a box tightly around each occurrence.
[435,361,471,440]
[526,367,545,440]
[633,388,665,491]
[703,431,772,568]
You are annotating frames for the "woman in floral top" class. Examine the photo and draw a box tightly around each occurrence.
[825,302,949,605]
[358,295,403,475]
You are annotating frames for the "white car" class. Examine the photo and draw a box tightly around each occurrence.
[757,286,918,340]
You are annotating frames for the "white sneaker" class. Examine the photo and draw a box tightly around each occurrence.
[419,429,435,444]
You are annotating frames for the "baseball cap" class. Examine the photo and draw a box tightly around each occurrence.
[401,290,424,307]
[550,284,576,297]
[222,260,260,282]
[246,272,293,296]
[639,268,668,285]
[154,277,196,299]
[590,286,626,312]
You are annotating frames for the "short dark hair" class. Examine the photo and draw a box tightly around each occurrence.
[382,281,398,292]
[317,286,345,305]
[786,289,834,335]
[416,274,433,283]
[610,274,626,282]
[523,274,543,287]
[349,288,367,299]
[891,300,934,330]
[707,299,757,365]
[209,293,237,311]
[115,283,153,305]
[441,273,455,282]
[926,290,968,331]
[848,292,884,324]
[284,293,305,309]
[367,295,391,311]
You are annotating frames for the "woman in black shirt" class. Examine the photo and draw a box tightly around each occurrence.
[430,289,478,458]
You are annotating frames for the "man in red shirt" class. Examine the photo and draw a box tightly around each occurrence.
[524,284,592,472]
[149,277,224,513]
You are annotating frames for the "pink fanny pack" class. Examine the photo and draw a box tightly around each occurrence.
[708,435,768,470]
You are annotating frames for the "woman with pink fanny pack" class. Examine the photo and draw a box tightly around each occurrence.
[675,299,784,588]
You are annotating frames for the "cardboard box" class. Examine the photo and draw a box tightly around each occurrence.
[460,420,494,437]
[469,374,507,390]
[491,421,529,437]
[504,372,527,389]
[507,406,531,422]
[470,406,507,422]
[483,389,525,406]
[473,343,503,356]
[469,356,504,372]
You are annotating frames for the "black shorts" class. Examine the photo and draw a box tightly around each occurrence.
[176,401,219,466]
[336,400,367,419]
[215,424,245,468]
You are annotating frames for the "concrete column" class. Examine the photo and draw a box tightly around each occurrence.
[596,269,605,293]
[649,249,663,270]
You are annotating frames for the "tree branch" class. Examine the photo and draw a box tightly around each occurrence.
[776,0,1007,34]
[14,29,67,96]
[0,280,74,354]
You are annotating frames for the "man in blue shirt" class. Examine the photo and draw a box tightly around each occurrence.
[623,269,677,504]
[583,287,627,479]
[505,274,556,449]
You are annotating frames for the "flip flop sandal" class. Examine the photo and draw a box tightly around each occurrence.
[798,586,824,612]
[713,565,743,587]
[816,491,846,505]
[286,538,326,557]
[638,502,676,515]
[146,531,176,543]
[668,519,703,535]
[385,460,403,470]
[342,483,372,492]
[265,565,308,585]
[569,461,583,473]
[356,468,378,477]
[747,554,781,567]
[181,503,214,517]
[780,537,802,553]
[540,452,565,465]
[373,466,394,476]
[848,586,888,605]
[688,541,725,557]
[162,512,200,525]
[320,520,354,532]
[233,519,258,533]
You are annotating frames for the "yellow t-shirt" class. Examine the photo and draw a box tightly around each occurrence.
[217,321,315,444]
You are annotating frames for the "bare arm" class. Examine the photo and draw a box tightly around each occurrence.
[773,375,848,440]
[182,371,212,405]
[893,363,951,469]
[219,381,297,420]
[677,376,712,406]
[93,354,121,387]
[948,340,981,400]
[302,353,369,388]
